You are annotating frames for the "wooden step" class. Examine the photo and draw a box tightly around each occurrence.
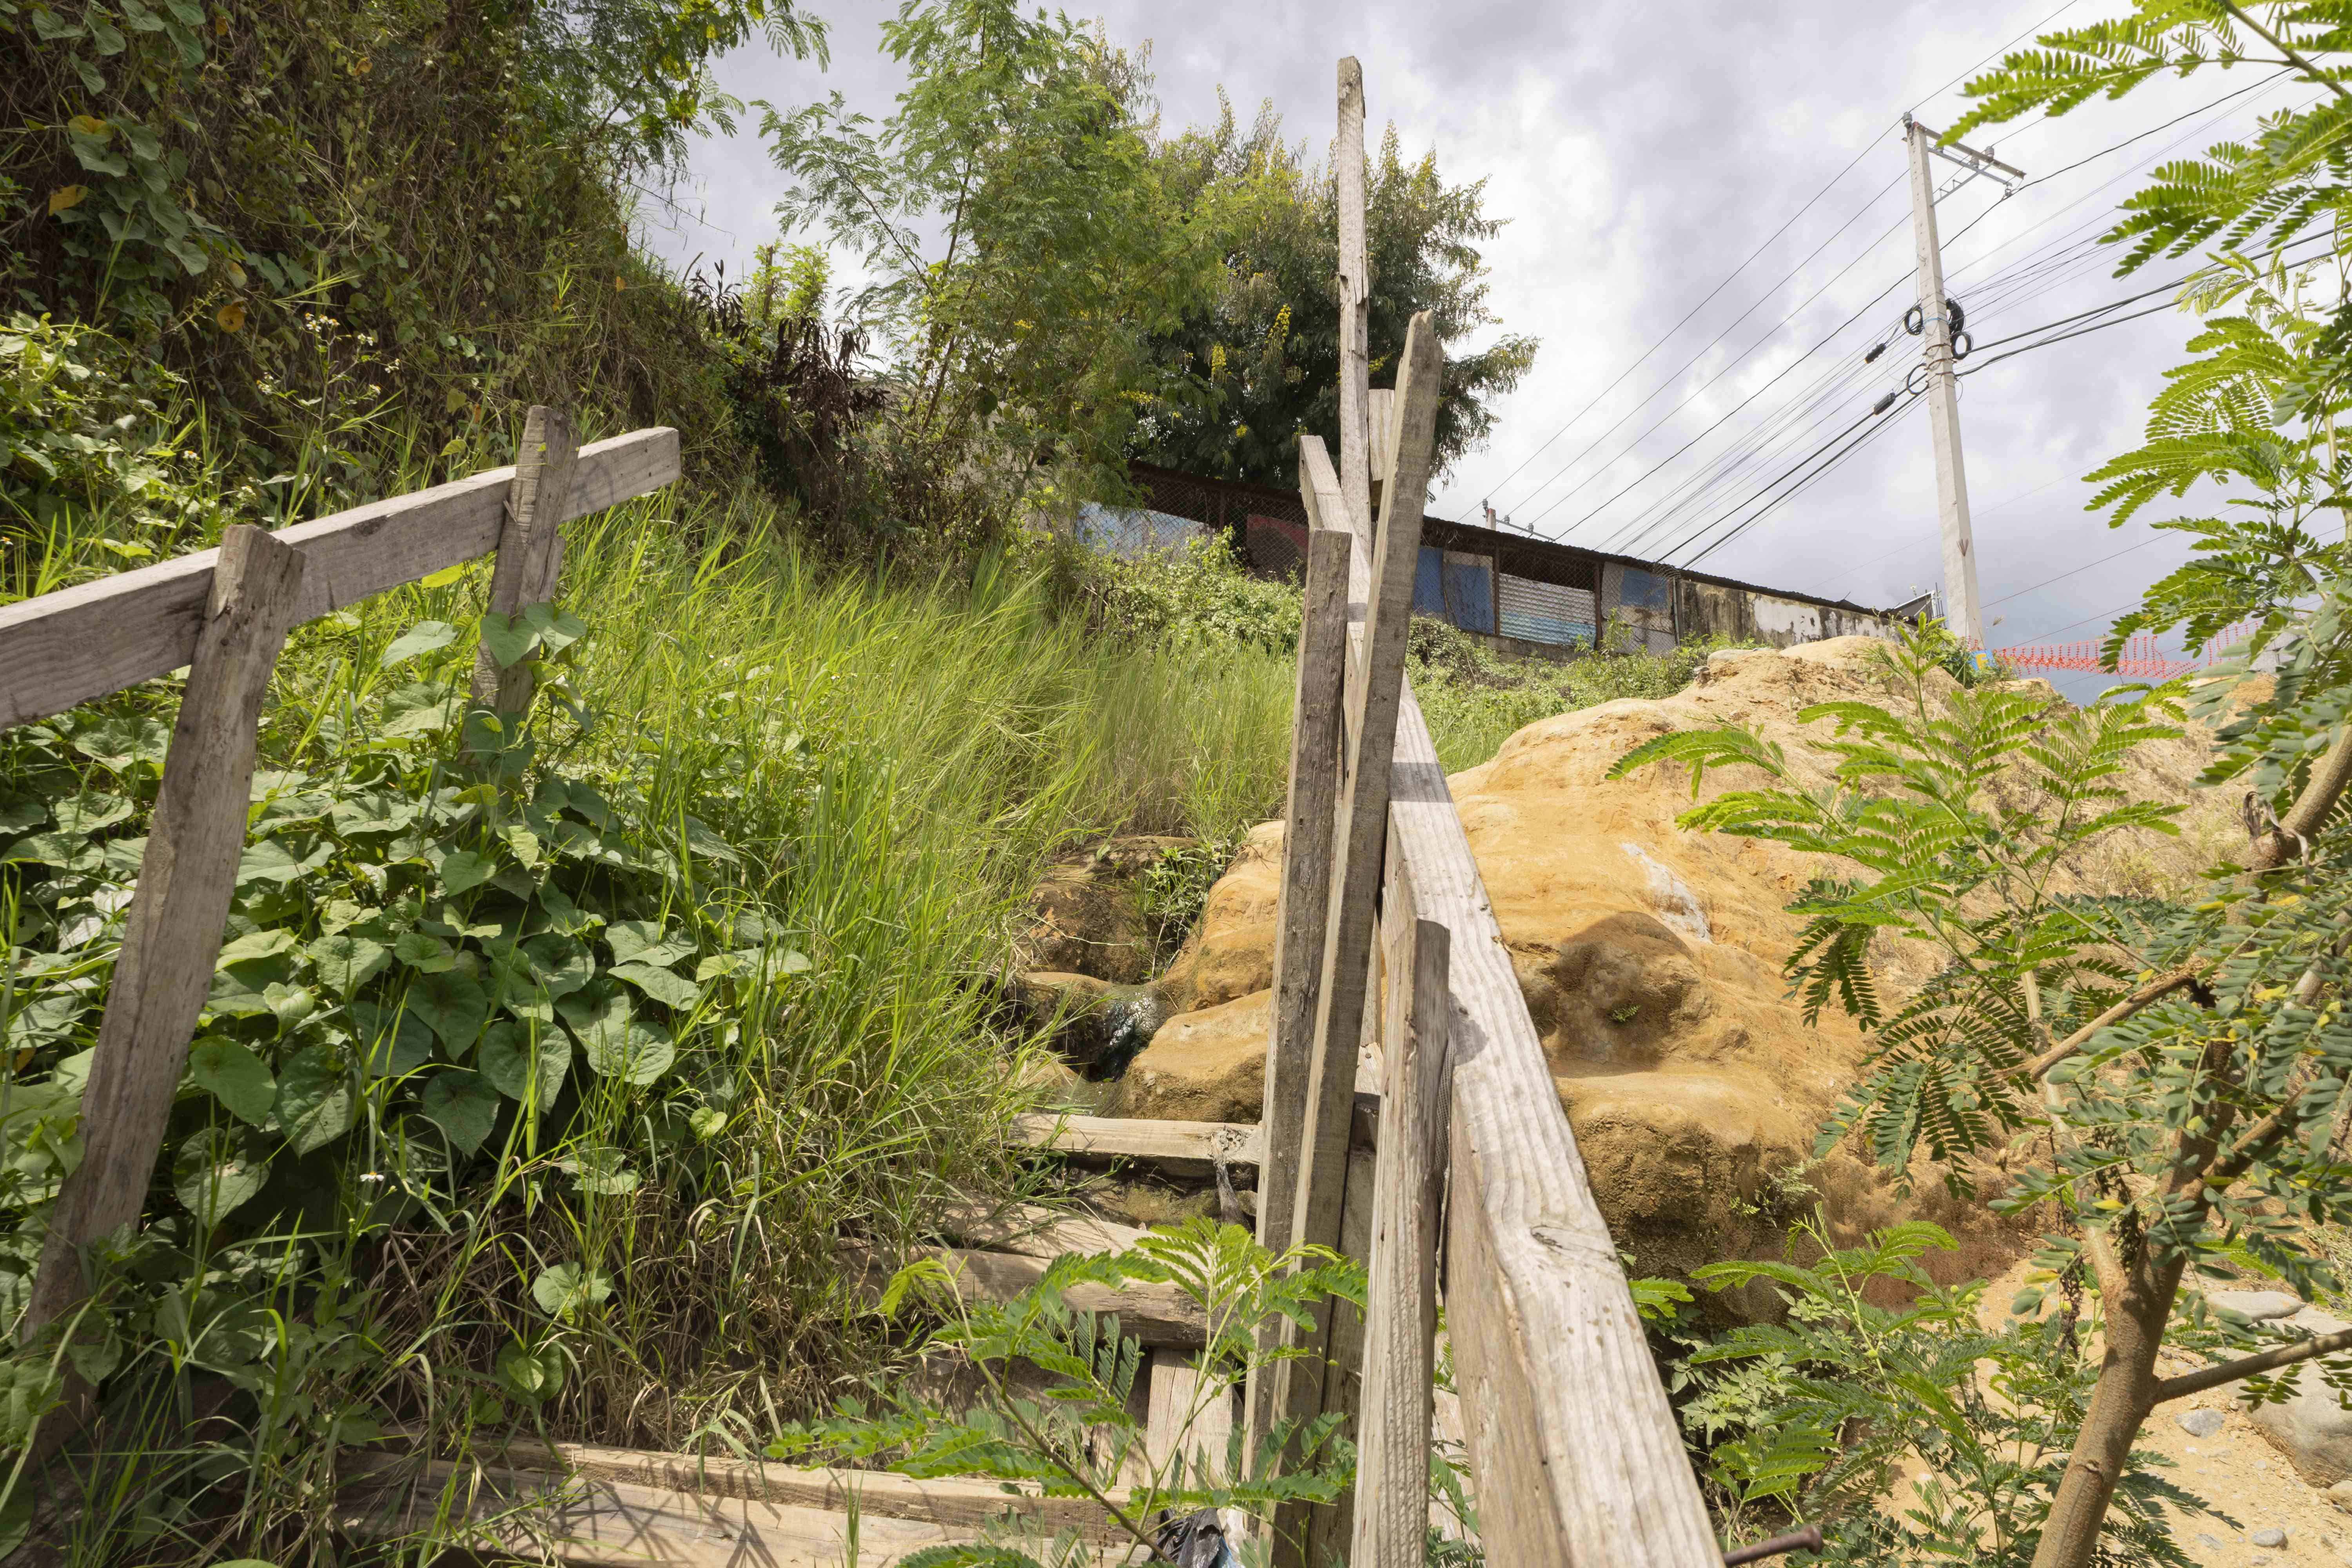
[1012,1114,1263,1171]
[345,1457,1138,1567]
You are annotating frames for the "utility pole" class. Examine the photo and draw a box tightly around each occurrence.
[1902,115,2017,648]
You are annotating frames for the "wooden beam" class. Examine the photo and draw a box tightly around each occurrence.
[1010,1113,1261,1170]
[1256,525,1350,1267]
[1336,56,1373,532]
[933,1200,1147,1260]
[473,1440,1125,1539]
[853,1246,1210,1348]
[23,526,309,1343]
[1270,314,1444,1496]
[470,403,579,716]
[346,1461,1134,1566]
[1144,1350,1236,1488]
[0,427,679,730]
[1350,859,1451,1568]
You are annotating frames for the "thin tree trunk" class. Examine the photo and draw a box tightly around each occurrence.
[2031,1247,2184,1568]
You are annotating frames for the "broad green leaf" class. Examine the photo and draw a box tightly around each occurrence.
[394,931,456,973]
[186,1038,275,1126]
[560,990,674,1085]
[495,1338,563,1402]
[379,682,462,739]
[561,1145,641,1195]
[694,948,763,983]
[606,919,692,968]
[275,1045,356,1154]
[477,610,537,669]
[610,962,700,1011]
[478,1020,571,1111]
[209,955,296,1018]
[0,797,44,835]
[688,1106,727,1139]
[216,927,298,967]
[531,1261,613,1321]
[329,791,416,837]
[438,848,496,896]
[521,603,587,655]
[419,1069,500,1155]
[172,1127,265,1222]
[306,933,390,997]
[347,1001,433,1078]
[520,933,594,996]
[262,982,316,1027]
[70,714,169,771]
[379,620,458,669]
[408,970,490,1055]
[235,836,330,886]
[52,793,132,835]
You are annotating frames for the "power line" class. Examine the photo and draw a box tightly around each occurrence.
[1479,154,1896,504]
[1492,173,1912,517]
[1665,392,1922,566]
[1983,535,2165,608]
[1483,1,2089,521]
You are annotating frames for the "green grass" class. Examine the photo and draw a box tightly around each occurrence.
[1,365,1303,1556]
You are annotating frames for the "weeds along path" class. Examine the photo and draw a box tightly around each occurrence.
[0,474,1302,1555]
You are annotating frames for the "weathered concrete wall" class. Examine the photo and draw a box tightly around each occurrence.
[1673,577,1895,649]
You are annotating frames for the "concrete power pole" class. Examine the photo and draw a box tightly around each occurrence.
[1901,115,2014,649]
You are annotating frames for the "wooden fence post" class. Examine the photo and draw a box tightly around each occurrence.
[1245,524,1350,1466]
[1267,318,1444,1559]
[470,404,579,721]
[1350,852,1451,1568]
[23,525,309,1343]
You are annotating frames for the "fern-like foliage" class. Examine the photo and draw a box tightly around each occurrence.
[762,1218,1364,1566]
[1653,1217,2200,1566]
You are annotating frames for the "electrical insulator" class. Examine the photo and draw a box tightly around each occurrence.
[1872,392,1897,415]
[1864,342,1886,364]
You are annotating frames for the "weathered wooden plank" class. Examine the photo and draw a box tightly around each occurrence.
[471,403,579,715]
[23,525,309,1346]
[1336,56,1373,531]
[475,1440,1125,1539]
[853,1246,1209,1347]
[346,1461,1131,1566]
[1144,1349,1236,1487]
[934,1200,1147,1260]
[1010,1112,1261,1169]
[0,427,679,730]
[1272,315,1444,1483]
[1305,1140,1379,1568]
[1379,677,1717,1562]
[1255,526,1351,1267]
[1350,859,1452,1568]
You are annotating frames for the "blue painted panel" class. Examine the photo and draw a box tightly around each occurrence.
[1414,546,1447,616]
[1444,559,1496,633]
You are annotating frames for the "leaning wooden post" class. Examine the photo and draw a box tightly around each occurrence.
[23,525,309,1341]
[1350,851,1452,1568]
[1269,316,1444,1568]
[470,404,579,722]
[1335,57,1372,530]
[1245,524,1351,1462]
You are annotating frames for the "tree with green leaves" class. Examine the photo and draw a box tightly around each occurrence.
[760,1,1222,519]
[1138,94,1539,488]
[1612,11,2352,1563]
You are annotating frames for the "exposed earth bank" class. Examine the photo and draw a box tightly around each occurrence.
[1029,637,2236,1306]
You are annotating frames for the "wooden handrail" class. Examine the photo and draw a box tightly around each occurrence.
[1254,55,1719,1568]
[0,426,678,729]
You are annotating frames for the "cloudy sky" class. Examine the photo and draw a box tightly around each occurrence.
[636,0,2327,699]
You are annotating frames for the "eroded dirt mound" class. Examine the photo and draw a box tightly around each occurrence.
[1108,638,2236,1299]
